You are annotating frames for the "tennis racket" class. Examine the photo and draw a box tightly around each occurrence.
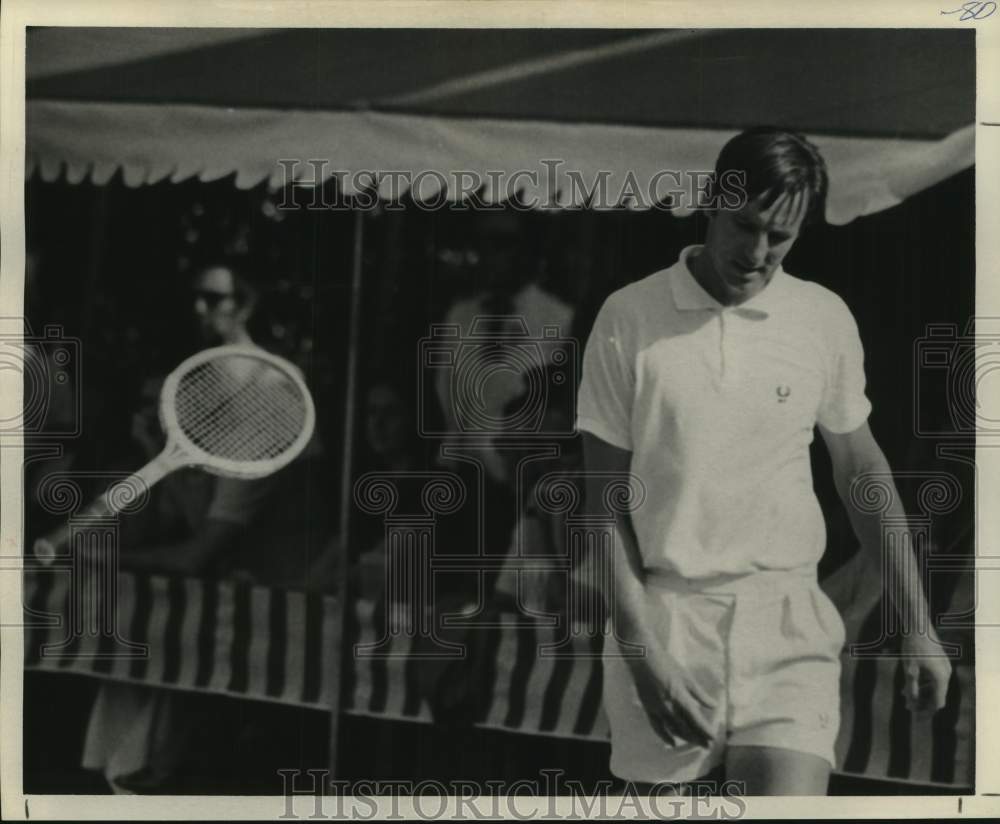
[33,344,316,564]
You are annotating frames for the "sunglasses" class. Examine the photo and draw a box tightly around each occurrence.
[193,289,236,307]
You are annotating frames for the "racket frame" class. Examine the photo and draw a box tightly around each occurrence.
[160,343,316,480]
[33,344,316,564]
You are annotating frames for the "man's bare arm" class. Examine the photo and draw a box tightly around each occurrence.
[820,421,951,712]
[581,431,714,746]
[120,520,242,576]
[581,432,650,645]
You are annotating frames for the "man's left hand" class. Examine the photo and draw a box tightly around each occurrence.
[901,634,953,714]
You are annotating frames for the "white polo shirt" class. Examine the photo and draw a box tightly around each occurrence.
[577,245,871,579]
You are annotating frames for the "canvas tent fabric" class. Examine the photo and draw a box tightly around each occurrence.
[24,27,975,224]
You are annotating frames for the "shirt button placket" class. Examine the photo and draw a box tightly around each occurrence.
[720,310,732,389]
[723,594,741,733]
[716,310,726,389]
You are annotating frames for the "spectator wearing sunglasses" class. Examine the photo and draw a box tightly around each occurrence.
[191,260,256,348]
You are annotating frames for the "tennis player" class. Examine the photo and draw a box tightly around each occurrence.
[577,127,952,795]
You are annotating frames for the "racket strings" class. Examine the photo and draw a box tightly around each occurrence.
[174,356,309,462]
[181,375,304,458]
[208,385,303,459]
[180,374,304,460]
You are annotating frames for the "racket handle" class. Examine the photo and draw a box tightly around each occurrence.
[33,492,118,566]
[32,456,174,565]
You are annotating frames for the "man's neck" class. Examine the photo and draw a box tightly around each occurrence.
[686,248,730,306]
[686,246,773,307]
[223,328,253,346]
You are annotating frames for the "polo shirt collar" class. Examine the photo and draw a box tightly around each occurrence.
[670,245,785,316]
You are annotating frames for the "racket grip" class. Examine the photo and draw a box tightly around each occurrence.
[33,493,116,565]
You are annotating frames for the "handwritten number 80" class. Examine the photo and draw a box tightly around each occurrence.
[941,1,997,19]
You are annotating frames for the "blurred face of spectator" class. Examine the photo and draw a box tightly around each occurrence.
[192,266,252,346]
[25,250,43,319]
[366,384,409,461]
[130,375,165,457]
[25,250,38,287]
[474,212,526,292]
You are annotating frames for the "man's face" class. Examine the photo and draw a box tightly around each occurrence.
[192,266,249,345]
[700,189,808,305]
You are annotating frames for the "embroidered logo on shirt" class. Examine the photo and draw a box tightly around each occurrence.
[776,385,791,403]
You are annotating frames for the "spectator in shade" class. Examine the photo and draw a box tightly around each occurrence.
[311,372,478,603]
[309,374,428,601]
[82,259,310,793]
[434,209,575,485]
[494,364,591,618]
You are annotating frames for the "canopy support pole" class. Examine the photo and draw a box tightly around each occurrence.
[328,206,365,779]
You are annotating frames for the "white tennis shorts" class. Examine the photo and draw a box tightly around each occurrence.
[602,566,845,784]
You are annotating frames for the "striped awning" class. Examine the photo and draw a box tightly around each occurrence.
[24,28,975,224]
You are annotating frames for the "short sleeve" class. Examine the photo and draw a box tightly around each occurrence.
[206,475,275,525]
[576,294,635,450]
[817,295,872,434]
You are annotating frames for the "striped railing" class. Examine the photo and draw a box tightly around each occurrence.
[22,569,973,787]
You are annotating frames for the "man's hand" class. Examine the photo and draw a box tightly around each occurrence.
[581,433,716,749]
[625,636,716,748]
[821,422,954,717]
[821,550,875,642]
[901,634,953,714]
